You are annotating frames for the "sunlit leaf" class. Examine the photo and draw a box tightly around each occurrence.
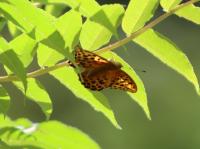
[37,43,64,67]
[134,29,200,94]
[122,0,159,33]
[5,0,56,41]
[9,34,37,67]
[160,0,182,11]
[80,4,124,50]
[0,116,100,148]
[161,0,200,25]
[56,10,82,50]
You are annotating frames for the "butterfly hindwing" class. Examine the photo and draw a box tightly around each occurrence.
[111,70,137,93]
[80,70,114,91]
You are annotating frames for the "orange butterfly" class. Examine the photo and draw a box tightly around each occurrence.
[71,47,137,93]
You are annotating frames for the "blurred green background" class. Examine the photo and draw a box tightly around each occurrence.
[2,1,200,149]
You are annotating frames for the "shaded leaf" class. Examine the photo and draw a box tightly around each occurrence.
[0,17,6,32]
[102,52,150,119]
[33,0,80,10]
[14,79,52,119]
[0,37,27,92]
[45,3,66,17]
[0,86,10,115]
[7,21,22,38]
[50,67,121,129]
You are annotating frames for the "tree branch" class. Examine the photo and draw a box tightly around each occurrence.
[0,0,199,82]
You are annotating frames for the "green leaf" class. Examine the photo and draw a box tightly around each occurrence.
[50,67,121,129]
[0,114,13,127]
[37,43,64,67]
[7,21,21,37]
[161,0,200,25]
[91,4,125,35]
[122,0,159,33]
[38,10,82,66]
[76,0,101,17]
[175,4,200,25]
[33,0,80,9]
[102,52,150,119]
[134,29,200,94]
[9,34,37,67]
[0,86,10,115]
[14,78,52,119]
[0,115,32,129]
[34,0,100,17]
[80,4,124,50]
[0,2,33,33]
[45,3,66,17]
[56,10,82,50]
[0,17,6,32]
[80,20,112,50]
[33,121,100,149]
[0,116,100,149]
[6,0,56,41]
[0,1,68,56]
[160,0,182,11]
[0,37,27,92]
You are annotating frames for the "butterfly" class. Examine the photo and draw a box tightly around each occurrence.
[70,47,137,93]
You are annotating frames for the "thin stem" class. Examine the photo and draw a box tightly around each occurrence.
[0,0,199,82]
[0,61,70,82]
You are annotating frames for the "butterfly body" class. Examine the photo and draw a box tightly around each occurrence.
[85,60,121,77]
[72,47,137,93]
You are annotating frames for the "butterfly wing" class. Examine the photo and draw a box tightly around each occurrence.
[79,70,114,91]
[79,69,137,93]
[111,70,137,93]
[74,47,137,93]
[75,47,109,68]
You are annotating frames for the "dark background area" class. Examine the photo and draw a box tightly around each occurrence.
[1,1,200,149]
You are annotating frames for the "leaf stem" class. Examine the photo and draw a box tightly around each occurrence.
[0,0,199,82]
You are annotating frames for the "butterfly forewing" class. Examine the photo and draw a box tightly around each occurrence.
[75,47,108,68]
